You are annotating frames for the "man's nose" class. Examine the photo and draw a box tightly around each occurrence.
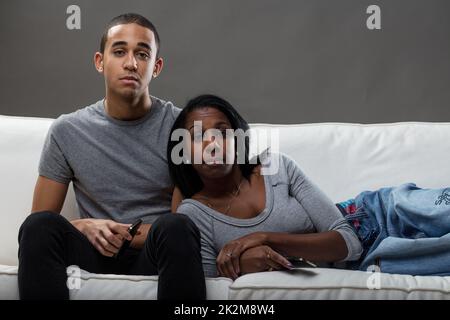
[123,53,137,71]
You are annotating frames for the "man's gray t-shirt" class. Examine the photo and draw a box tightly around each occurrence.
[39,96,181,224]
[176,152,363,277]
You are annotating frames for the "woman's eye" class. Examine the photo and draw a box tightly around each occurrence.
[220,129,234,139]
[192,133,203,141]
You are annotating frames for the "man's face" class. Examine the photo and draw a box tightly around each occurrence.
[95,23,162,100]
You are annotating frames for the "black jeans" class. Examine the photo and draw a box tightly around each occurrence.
[18,211,206,300]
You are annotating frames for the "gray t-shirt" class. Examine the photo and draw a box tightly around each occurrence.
[176,152,363,277]
[39,96,181,224]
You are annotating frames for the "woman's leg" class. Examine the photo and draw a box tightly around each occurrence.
[357,183,450,238]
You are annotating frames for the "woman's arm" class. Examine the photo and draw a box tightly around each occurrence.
[171,186,184,212]
[220,230,347,277]
[219,154,362,278]
[236,232,348,276]
[257,230,348,262]
[239,245,293,275]
[282,153,363,261]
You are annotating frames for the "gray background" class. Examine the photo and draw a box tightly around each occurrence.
[1,0,449,124]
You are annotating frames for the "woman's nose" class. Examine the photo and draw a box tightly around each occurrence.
[202,136,222,153]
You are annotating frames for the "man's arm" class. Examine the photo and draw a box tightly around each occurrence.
[31,175,132,257]
[31,175,69,214]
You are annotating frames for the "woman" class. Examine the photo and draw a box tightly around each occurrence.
[167,94,363,279]
[169,94,450,279]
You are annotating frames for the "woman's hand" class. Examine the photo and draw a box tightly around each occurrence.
[239,245,293,275]
[216,232,269,279]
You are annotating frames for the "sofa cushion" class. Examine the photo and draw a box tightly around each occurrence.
[6,264,450,300]
[229,268,450,299]
[0,264,232,300]
[0,265,19,299]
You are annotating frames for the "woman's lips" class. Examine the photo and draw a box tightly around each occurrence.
[204,157,226,165]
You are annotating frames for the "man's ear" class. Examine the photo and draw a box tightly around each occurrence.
[94,52,104,73]
[152,57,164,78]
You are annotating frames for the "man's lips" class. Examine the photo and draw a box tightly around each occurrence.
[119,76,139,83]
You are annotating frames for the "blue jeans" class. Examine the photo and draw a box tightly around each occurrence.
[336,199,381,270]
[337,183,450,276]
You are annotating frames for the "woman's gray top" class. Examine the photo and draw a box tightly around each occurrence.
[177,152,363,277]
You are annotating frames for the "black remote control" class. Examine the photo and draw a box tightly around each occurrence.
[114,219,143,258]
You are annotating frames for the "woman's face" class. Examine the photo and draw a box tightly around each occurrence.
[184,107,236,179]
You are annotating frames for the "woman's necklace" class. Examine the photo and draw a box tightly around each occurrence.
[196,178,244,215]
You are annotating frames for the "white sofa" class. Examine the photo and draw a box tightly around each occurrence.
[2,114,450,300]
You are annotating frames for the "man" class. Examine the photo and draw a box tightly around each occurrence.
[18,13,206,300]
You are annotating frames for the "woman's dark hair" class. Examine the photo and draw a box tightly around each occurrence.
[167,94,259,198]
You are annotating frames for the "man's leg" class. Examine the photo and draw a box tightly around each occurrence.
[18,211,122,300]
[129,214,206,300]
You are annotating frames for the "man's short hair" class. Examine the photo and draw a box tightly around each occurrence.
[100,13,161,57]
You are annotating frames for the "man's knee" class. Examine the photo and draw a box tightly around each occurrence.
[152,213,198,232]
[150,214,200,240]
[19,211,67,243]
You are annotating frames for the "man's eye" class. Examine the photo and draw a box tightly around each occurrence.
[137,52,150,60]
[113,50,125,56]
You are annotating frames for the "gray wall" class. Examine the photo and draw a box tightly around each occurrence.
[1,0,449,124]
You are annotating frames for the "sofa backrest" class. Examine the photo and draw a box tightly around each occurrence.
[0,115,79,265]
[1,115,450,265]
[250,122,450,202]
